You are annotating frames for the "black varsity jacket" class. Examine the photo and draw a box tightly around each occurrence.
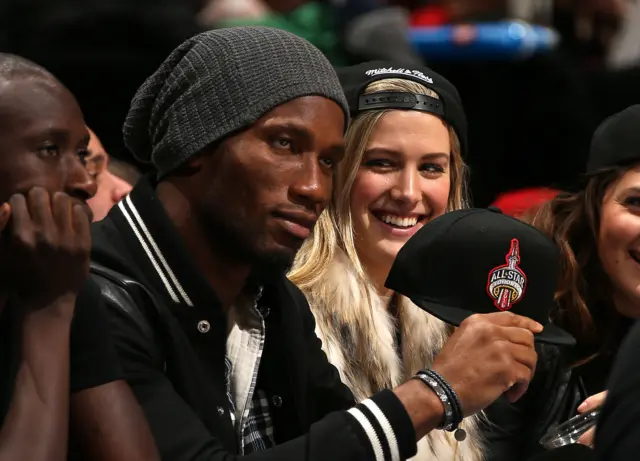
[84,177,418,461]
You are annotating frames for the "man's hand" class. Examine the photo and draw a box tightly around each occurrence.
[4,187,91,305]
[432,312,542,417]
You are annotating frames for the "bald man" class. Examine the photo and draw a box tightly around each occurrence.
[0,53,157,461]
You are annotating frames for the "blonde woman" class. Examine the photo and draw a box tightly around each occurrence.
[289,61,482,460]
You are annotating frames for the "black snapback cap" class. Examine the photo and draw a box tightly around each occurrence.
[386,207,575,346]
[587,104,640,174]
[337,60,468,156]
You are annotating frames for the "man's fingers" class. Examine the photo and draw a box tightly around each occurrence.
[502,342,538,372]
[72,204,91,247]
[503,360,535,403]
[52,192,73,232]
[26,187,55,230]
[8,194,31,237]
[479,312,544,333]
[501,326,536,347]
[497,342,537,403]
[504,380,530,403]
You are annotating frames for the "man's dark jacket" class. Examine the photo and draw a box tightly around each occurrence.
[84,178,418,461]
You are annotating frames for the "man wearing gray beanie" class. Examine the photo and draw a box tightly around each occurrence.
[85,26,540,461]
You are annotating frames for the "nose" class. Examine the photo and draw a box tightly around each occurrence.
[111,185,130,203]
[390,167,421,205]
[289,155,331,212]
[64,155,98,201]
[109,174,132,204]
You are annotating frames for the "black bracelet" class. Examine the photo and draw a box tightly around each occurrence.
[423,370,467,441]
[415,369,467,441]
[413,372,455,431]
[425,370,463,426]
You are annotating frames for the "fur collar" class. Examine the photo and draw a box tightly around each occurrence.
[304,249,484,461]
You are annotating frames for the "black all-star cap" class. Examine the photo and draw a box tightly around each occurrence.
[587,105,640,174]
[385,207,575,346]
[337,60,468,156]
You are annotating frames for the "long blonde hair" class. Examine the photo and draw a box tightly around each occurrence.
[289,78,469,290]
[288,79,480,461]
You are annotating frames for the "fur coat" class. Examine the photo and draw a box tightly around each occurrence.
[304,250,485,461]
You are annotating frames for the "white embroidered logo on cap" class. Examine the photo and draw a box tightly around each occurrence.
[365,67,434,84]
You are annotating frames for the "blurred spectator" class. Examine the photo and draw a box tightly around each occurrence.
[85,129,135,222]
[198,0,271,23]
[202,0,349,65]
[333,0,424,64]
[554,0,630,69]
[608,0,640,68]
[203,0,424,66]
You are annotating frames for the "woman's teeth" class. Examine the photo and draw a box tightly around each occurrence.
[380,215,418,228]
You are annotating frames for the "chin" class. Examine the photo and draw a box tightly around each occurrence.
[611,280,640,319]
[87,198,110,222]
[252,245,296,275]
[378,242,404,262]
[615,301,640,319]
[361,246,400,273]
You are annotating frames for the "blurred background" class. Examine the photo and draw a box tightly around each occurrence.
[2,0,639,207]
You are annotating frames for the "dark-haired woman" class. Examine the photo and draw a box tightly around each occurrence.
[524,105,640,448]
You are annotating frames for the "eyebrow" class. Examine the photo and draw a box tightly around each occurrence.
[87,151,107,164]
[623,186,640,195]
[262,121,345,155]
[364,147,450,160]
[262,121,312,140]
[25,127,91,150]
[24,127,70,143]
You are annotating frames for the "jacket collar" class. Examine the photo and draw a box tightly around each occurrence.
[108,175,221,311]
[102,175,315,427]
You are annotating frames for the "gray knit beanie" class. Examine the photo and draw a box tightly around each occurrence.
[123,26,350,177]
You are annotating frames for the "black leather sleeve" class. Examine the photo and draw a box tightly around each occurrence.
[69,279,125,393]
[481,343,579,461]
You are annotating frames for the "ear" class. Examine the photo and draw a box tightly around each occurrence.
[171,152,207,178]
[185,140,224,173]
[185,154,205,171]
